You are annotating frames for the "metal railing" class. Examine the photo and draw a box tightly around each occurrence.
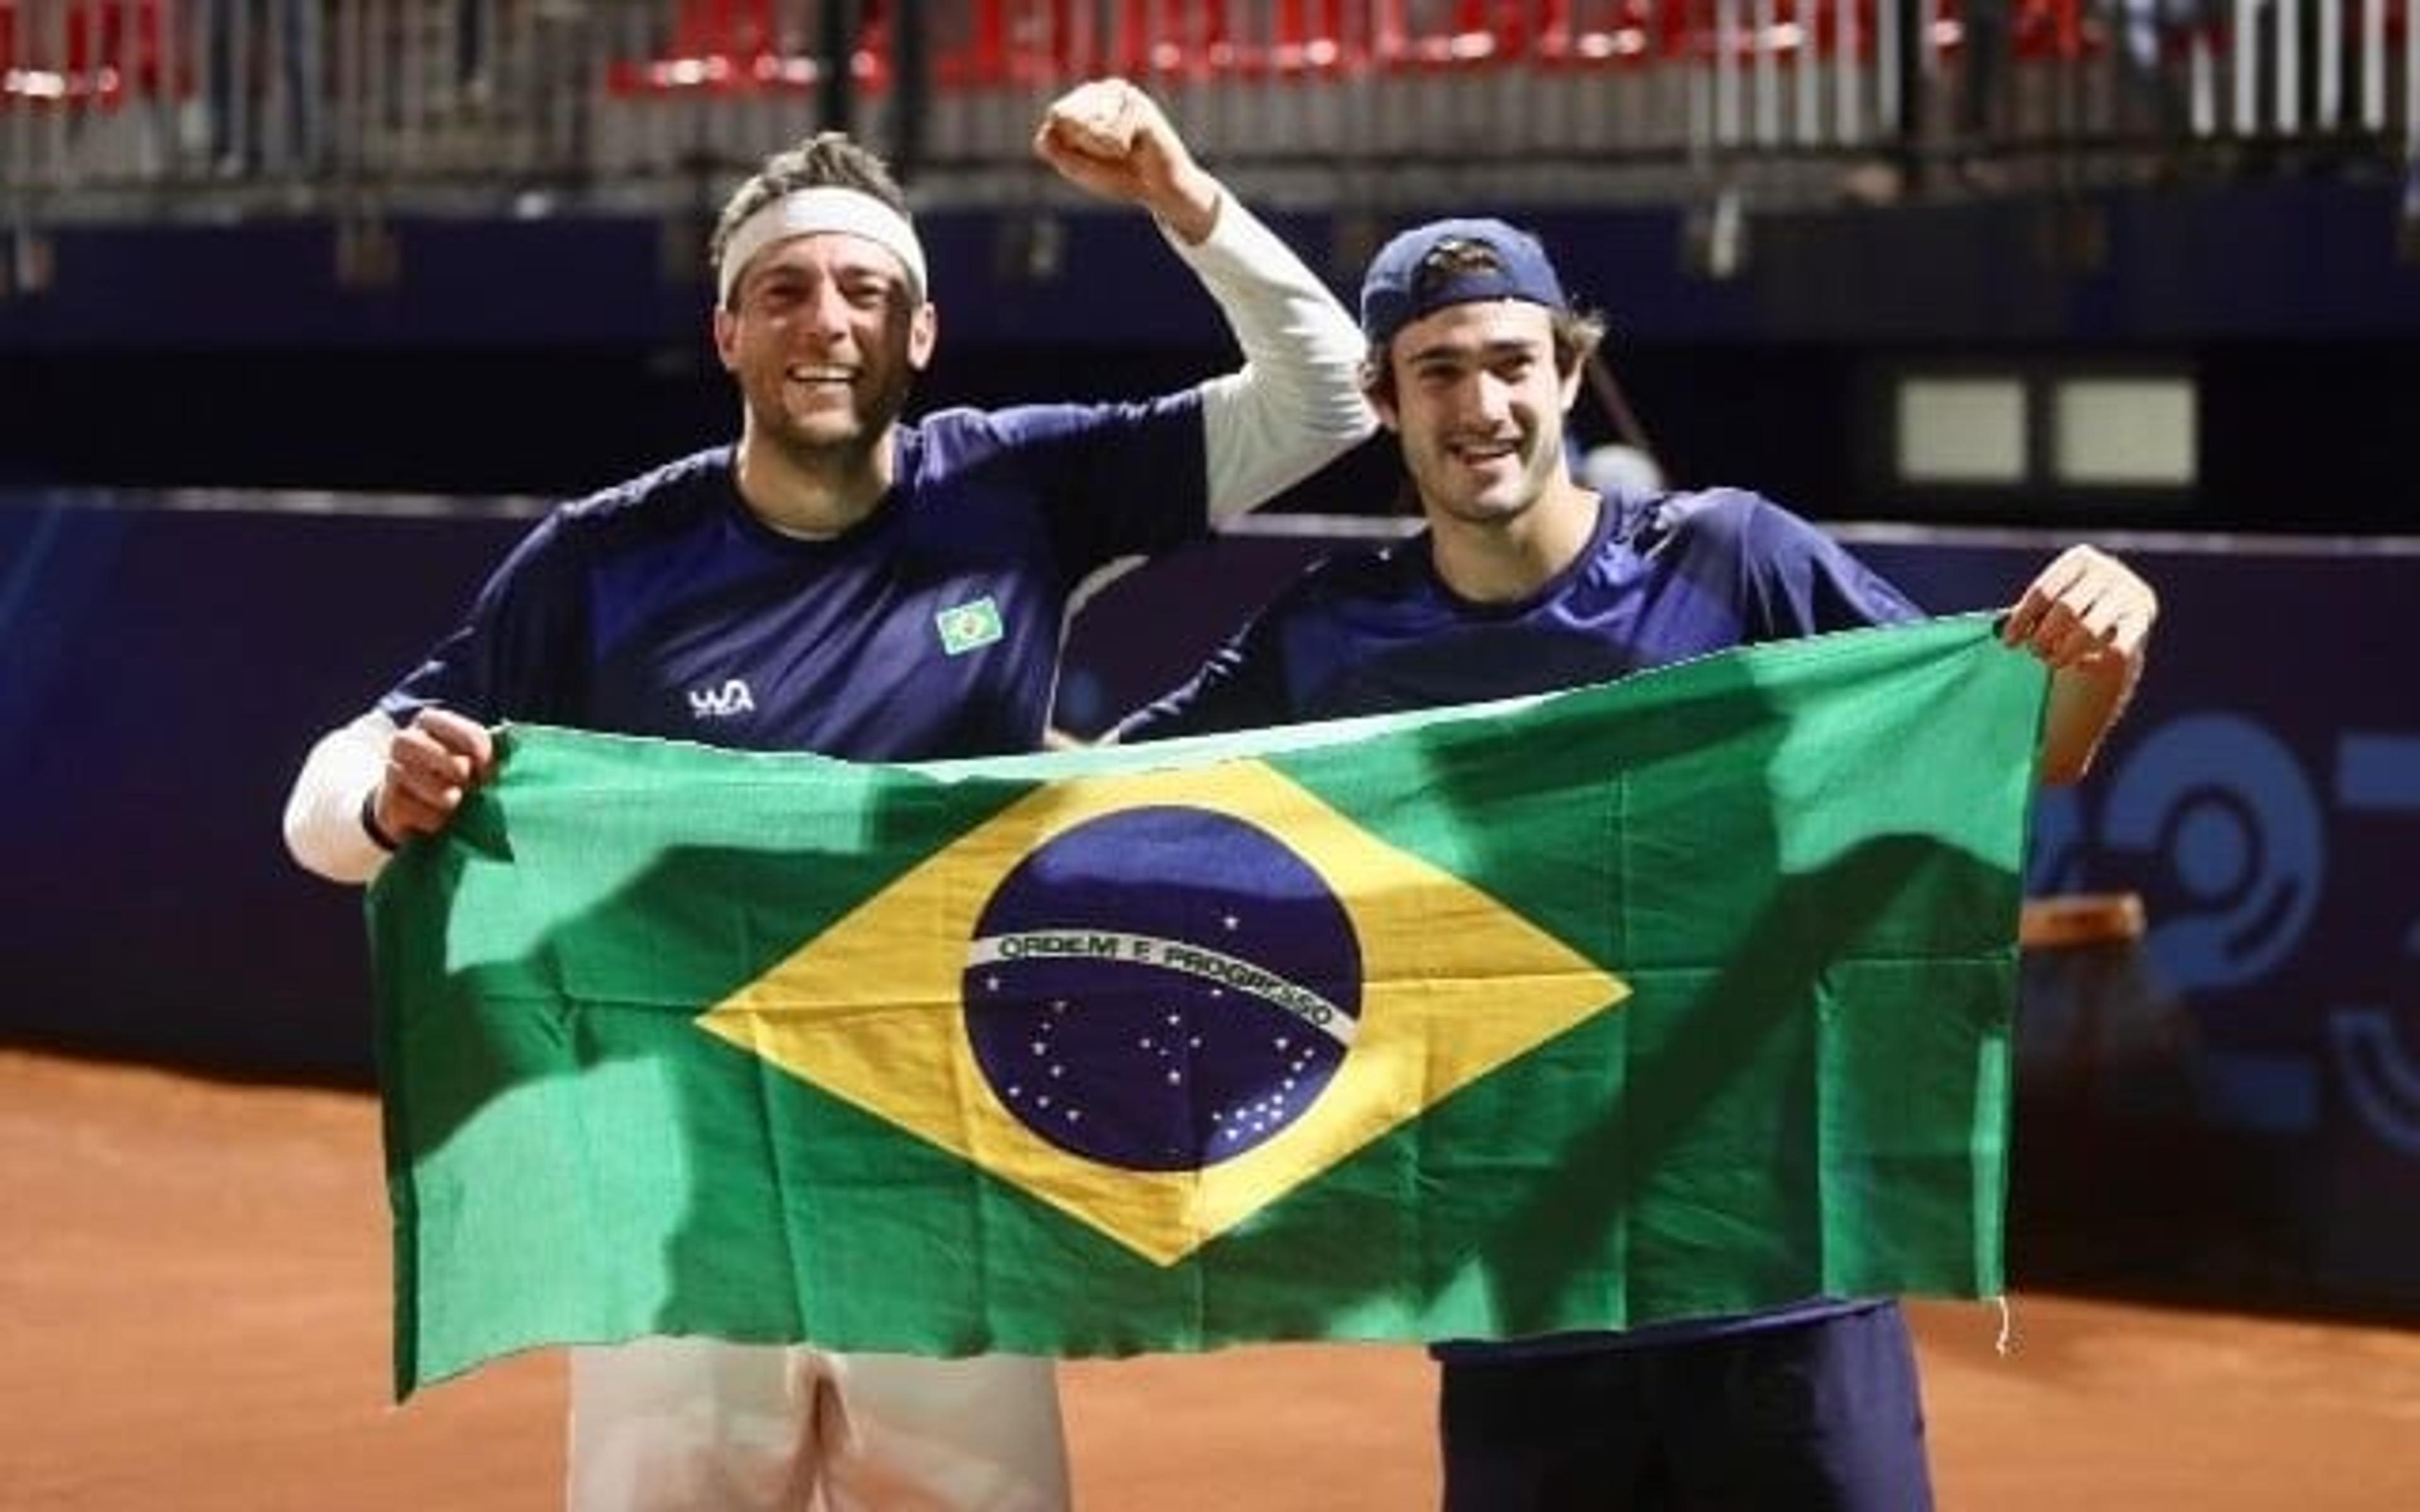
[4,0,2415,224]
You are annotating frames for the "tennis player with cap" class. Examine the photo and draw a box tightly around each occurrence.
[1116,216,2158,1509]
[282,79,1373,1512]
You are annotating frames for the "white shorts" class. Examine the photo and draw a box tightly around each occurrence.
[567,1339,1068,1512]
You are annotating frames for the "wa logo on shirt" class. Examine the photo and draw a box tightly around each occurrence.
[935,596,1005,656]
[688,678,756,720]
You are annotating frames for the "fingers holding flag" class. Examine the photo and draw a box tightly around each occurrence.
[2005,545,2159,784]
[376,707,498,844]
[2002,544,2157,675]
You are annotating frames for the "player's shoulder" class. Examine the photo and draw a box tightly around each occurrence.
[1621,484,1827,559]
[917,398,1144,442]
[856,410,1081,509]
[1629,484,1787,538]
[918,394,1197,454]
[883,406,1075,490]
[906,404,1008,449]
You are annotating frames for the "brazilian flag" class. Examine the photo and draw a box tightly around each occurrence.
[368,615,2044,1397]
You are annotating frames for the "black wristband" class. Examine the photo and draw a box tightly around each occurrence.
[359,790,400,853]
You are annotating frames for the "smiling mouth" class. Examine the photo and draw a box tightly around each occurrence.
[1448,438,1519,466]
[785,365,857,388]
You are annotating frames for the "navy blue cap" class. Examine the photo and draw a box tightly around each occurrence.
[1358,217,1570,347]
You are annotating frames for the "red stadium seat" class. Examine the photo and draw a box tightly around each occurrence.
[604,0,888,98]
[1,0,184,110]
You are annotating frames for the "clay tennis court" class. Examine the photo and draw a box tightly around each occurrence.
[8,1046,2419,1509]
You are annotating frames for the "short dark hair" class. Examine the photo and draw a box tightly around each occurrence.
[1360,238,1607,403]
[709,133,913,308]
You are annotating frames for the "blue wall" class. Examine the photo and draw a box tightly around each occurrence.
[4,491,2416,1311]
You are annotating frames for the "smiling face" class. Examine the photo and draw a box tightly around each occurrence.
[713,232,936,466]
[1374,298,1583,531]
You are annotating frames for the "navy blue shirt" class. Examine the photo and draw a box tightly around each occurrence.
[386,398,1206,759]
[1120,486,1927,1357]
[1120,486,1920,733]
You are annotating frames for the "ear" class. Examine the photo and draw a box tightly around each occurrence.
[1364,375,1401,434]
[1557,358,1584,413]
[908,301,939,372]
[712,306,741,374]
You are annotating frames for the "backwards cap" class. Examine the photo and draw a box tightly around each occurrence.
[1357,217,1570,348]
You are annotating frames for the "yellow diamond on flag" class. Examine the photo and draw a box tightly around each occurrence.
[697,757,1627,1266]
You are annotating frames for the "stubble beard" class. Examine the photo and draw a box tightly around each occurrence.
[754,370,909,478]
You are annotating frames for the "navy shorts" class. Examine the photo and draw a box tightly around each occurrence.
[1438,1302,1934,1511]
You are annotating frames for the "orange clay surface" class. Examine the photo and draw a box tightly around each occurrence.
[8,1048,2420,1510]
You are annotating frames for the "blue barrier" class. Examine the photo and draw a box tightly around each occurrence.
[4,489,2416,1312]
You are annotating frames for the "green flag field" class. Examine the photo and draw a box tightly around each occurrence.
[368,615,2046,1396]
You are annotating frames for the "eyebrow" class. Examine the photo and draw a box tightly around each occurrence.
[746,243,907,291]
[1403,335,1546,367]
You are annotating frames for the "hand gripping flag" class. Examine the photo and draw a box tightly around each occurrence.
[367,616,2046,1396]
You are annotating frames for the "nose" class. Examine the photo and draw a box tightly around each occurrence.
[1463,372,1516,428]
[800,281,855,343]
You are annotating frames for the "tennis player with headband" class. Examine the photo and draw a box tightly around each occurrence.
[283,77,1376,1512]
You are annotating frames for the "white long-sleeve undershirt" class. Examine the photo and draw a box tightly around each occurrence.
[1168,195,1375,520]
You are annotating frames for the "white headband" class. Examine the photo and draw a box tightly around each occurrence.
[717,186,929,307]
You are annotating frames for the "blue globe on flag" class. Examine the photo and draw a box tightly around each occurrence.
[962,805,1363,1171]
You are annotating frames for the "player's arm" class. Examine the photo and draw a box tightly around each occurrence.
[282,706,498,884]
[1034,77,1374,520]
[1734,500,2153,787]
[2001,545,2158,786]
[283,507,582,883]
[279,519,572,885]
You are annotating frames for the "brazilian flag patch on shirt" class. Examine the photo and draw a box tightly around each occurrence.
[936,596,1005,656]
